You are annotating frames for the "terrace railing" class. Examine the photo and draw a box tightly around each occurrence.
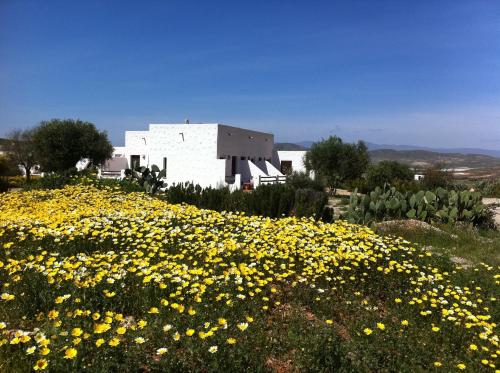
[258,175,287,185]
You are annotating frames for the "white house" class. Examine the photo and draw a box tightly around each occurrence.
[104,122,309,189]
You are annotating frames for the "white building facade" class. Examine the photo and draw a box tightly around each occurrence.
[110,123,309,189]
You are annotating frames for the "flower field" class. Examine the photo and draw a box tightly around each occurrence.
[0,184,498,372]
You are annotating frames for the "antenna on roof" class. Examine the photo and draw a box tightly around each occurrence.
[185,118,189,124]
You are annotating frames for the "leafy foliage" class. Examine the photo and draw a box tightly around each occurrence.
[0,155,21,178]
[32,119,113,173]
[304,136,369,190]
[163,182,331,221]
[285,171,324,191]
[345,186,494,228]
[2,129,37,182]
[0,178,9,193]
[475,179,500,198]
[421,165,453,189]
[0,185,497,372]
[124,165,166,194]
[366,161,414,189]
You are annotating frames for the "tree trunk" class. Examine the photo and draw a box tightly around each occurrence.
[26,167,31,183]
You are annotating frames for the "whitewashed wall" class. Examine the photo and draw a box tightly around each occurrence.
[121,123,313,188]
[125,124,225,188]
[276,151,308,173]
[123,131,150,168]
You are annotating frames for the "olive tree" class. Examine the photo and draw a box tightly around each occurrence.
[32,119,113,173]
[304,136,369,193]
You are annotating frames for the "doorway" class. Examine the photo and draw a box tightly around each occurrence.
[130,155,140,170]
[280,160,293,175]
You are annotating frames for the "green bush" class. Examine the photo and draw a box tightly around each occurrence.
[0,155,22,177]
[162,182,331,221]
[294,188,329,218]
[286,171,324,191]
[246,184,295,217]
[475,180,500,198]
[366,161,413,189]
[0,178,9,193]
[163,182,202,206]
[421,166,453,189]
[24,173,73,190]
[345,185,494,228]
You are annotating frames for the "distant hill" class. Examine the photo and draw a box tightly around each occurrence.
[275,143,308,151]
[364,142,500,158]
[369,149,500,169]
[295,141,314,149]
[284,140,500,158]
[279,139,500,175]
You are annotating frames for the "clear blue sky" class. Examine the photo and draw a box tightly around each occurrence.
[1,0,499,148]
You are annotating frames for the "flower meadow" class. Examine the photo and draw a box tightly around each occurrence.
[0,184,498,372]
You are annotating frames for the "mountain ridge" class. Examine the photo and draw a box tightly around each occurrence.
[289,140,500,158]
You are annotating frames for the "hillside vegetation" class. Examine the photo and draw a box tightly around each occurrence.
[369,149,500,170]
[0,184,497,372]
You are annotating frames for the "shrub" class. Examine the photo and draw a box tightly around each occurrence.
[6,175,33,188]
[366,161,414,189]
[0,178,9,193]
[345,186,494,228]
[124,165,166,194]
[421,166,453,189]
[24,173,73,190]
[163,182,201,205]
[238,184,290,217]
[199,187,231,210]
[286,171,324,191]
[390,179,422,194]
[0,155,22,177]
[162,182,330,221]
[475,180,500,198]
[294,188,329,219]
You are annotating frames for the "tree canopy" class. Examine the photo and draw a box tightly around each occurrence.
[366,160,414,188]
[3,129,37,181]
[304,136,369,190]
[32,119,113,173]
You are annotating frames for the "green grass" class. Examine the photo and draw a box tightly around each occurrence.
[374,222,500,267]
[1,185,498,372]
